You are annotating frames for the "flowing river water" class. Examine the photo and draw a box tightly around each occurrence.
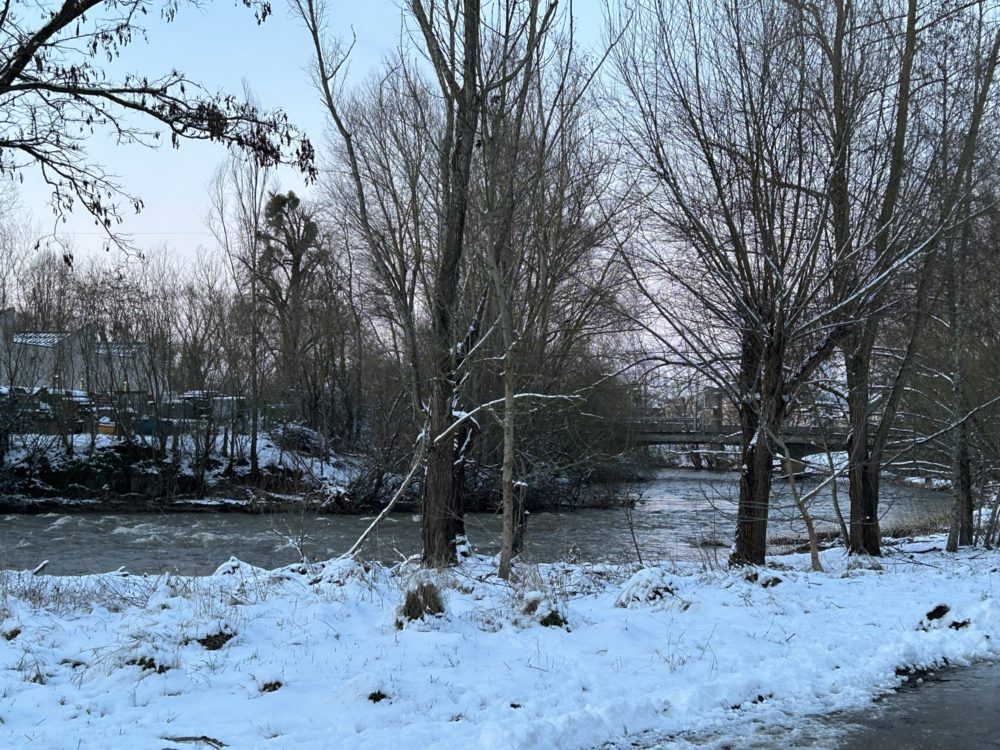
[0,469,950,576]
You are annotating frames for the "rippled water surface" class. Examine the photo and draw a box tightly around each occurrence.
[0,470,950,575]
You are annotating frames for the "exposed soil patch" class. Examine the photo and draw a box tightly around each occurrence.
[926,604,950,620]
[196,632,235,651]
[127,656,170,674]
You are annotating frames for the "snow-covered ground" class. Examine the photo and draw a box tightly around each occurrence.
[0,538,997,749]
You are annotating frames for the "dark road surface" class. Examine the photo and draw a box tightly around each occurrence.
[834,661,1000,750]
[615,661,1000,749]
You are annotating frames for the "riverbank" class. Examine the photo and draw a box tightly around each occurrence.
[0,535,996,749]
[1,430,356,507]
[1,431,643,515]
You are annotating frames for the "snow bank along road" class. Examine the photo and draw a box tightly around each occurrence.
[0,536,996,749]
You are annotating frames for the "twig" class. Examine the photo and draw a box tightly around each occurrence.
[622,493,644,566]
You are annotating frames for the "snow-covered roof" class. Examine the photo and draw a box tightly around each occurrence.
[48,388,92,402]
[0,385,91,401]
[179,390,220,399]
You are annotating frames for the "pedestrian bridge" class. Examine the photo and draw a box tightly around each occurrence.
[628,418,849,460]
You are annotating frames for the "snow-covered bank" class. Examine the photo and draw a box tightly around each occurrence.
[2,430,358,509]
[1,539,997,749]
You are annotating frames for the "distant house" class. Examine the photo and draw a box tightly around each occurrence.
[0,308,148,394]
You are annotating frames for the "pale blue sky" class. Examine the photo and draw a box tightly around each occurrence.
[20,1,606,261]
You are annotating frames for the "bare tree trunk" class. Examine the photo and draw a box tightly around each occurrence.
[985,488,1000,549]
[734,427,775,566]
[250,372,260,481]
[422,383,466,567]
[497,339,516,579]
[849,460,882,556]
[844,340,880,555]
[414,0,482,568]
[947,206,974,551]
[731,334,785,566]
[778,437,823,572]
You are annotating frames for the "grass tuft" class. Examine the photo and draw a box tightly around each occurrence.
[398,572,445,624]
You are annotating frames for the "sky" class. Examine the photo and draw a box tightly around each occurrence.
[17,1,606,264]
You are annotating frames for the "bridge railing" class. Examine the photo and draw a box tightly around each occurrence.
[628,417,851,435]
[626,419,854,448]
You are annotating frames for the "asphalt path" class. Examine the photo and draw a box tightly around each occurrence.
[834,661,1000,750]
[600,661,1000,749]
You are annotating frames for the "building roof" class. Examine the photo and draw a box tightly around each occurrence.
[12,332,73,348]
[96,342,144,357]
[10,332,144,356]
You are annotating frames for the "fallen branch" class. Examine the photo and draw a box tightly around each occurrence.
[161,736,227,749]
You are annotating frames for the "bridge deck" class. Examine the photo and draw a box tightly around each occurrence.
[628,421,850,455]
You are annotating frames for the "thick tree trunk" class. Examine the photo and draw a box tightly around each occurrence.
[421,382,466,568]
[413,0,481,569]
[732,422,775,566]
[844,339,881,555]
[848,457,881,555]
[730,329,785,567]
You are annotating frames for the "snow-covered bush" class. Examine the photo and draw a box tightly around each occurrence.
[615,567,681,608]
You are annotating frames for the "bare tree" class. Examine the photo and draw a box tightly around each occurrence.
[614,0,1000,564]
[209,157,275,480]
[474,1,554,578]
[174,257,227,395]
[16,250,77,331]
[255,191,325,423]
[474,24,633,574]
[297,0,557,567]
[805,0,1000,555]
[613,0,851,565]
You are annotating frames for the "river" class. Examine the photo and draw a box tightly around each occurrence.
[0,470,950,575]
